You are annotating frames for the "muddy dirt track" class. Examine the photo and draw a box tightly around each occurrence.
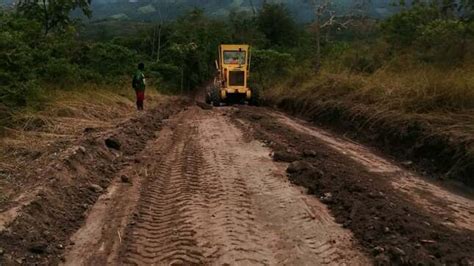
[1,100,474,265]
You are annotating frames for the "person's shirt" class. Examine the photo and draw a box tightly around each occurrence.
[133,70,146,91]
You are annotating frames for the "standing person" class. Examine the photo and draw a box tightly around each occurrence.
[132,63,146,110]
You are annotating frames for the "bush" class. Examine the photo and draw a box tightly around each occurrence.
[0,13,42,108]
[77,42,138,79]
[340,42,386,73]
[251,49,295,89]
[415,19,472,64]
[149,62,181,93]
[41,58,81,86]
[381,6,440,47]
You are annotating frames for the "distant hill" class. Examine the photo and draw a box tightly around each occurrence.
[0,0,397,22]
[84,0,397,23]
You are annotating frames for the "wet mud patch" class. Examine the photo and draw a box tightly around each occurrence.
[0,99,188,265]
[232,107,474,265]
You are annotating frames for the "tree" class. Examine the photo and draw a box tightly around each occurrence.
[17,0,92,35]
[309,0,369,70]
[229,10,266,47]
[256,3,298,48]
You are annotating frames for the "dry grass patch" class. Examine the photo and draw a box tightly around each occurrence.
[0,84,163,203]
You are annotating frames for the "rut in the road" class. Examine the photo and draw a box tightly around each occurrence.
[122,116,205,264]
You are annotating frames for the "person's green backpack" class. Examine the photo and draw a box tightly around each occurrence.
[132,73,140,89]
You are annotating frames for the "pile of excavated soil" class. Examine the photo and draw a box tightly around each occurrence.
[232,107,474,265]
[270,96,474,187]
[0,99,188,265]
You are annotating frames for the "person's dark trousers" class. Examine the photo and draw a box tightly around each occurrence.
[135,90,145,110]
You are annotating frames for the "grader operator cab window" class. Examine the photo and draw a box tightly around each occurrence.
[223,51,246,65]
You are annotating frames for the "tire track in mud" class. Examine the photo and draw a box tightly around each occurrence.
[120,107,368,265]
[199,113,368,265]
[121,114,205,265]
[193,128,275,264]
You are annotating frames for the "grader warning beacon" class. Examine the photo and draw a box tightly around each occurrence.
[205,44,260,106]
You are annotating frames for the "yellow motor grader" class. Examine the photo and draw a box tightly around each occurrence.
[205,44,260,106]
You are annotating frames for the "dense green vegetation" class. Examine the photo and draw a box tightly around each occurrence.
[1,1,473,118]
[0,2,303,115]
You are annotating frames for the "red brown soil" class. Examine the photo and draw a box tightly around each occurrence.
[232,106,474,265]
[0,99,187,265]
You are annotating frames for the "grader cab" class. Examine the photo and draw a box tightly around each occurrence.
[206,44,260,106]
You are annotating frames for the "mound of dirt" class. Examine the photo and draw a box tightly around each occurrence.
[233,107,474,265]
[0,99,187,265]
[273,150,301,162]
[196,101,213,110]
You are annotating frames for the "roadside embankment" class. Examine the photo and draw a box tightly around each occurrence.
[0,85,187,264]
[265,67,474,187]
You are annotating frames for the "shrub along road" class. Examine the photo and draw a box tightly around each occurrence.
[0,100,473,265]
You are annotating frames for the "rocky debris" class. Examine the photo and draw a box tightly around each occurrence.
[28,242,48,254]
[420,239,436,244]
[374,253,390,264]
[78,146,86,153]
[372,246,385,255]
[0,247,4,256]
[89,184,104,193]
[273,150,300,162]
[286,161,314,174]
[303,149,318,157]
[320,192,333,203]
[389,246,407,263]
[196,101,213,110]
[368,191,385,199]
[250,114,263,121]
[461,258,474,265]
[83,127,95,133]
[121,175,132,184]
[105,137,121,150]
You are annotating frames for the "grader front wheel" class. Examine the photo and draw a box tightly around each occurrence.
[210,87,221,107]
[249,87,261,106]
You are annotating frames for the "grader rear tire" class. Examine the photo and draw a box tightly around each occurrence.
[205,90,211,104]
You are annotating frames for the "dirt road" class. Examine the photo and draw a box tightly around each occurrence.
[1,101,473,265]
[63,107,369,265]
